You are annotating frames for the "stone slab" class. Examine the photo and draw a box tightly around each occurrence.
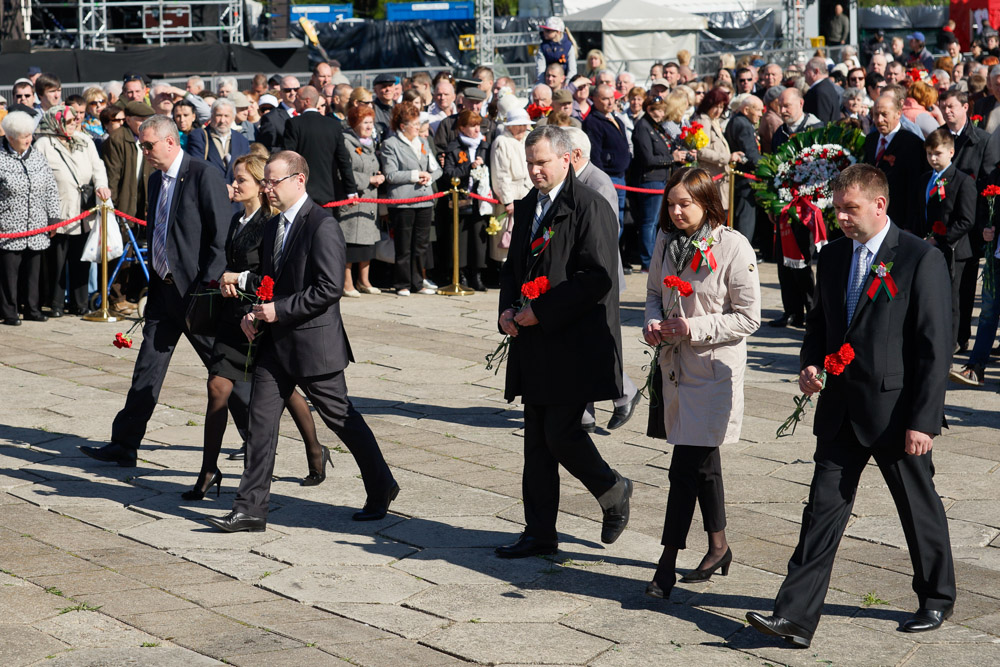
[422,621,613,664]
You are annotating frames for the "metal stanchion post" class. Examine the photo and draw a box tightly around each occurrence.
[726,164,735,229]
[437,177,473,296]
[84,202,117,322]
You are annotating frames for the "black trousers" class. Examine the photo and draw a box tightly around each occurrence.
[0,249,42,320]
[957,254,979,347]
[661,445,727,549]
[233,350,394,518]
[110,276,250,450]
[951,258,967,348]
[47,234,90,313]
[522,402,617,540]
[773,421,956,634]
[456,213,487,270]
[775,228,815,318]
[732,189,756,244]
[391,206,433,291]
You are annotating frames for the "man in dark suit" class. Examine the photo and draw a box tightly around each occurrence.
[803,57,841,124]
[747,164,955,648]
[494,126,633,559]
[81,116,250,466]
[207,151,397,533]
[724,95,764,242]
[913,129,977,348]
[185,97,250,185]
[256,75,300,151]
[582,85,631,236]
[281,85,358,205]
[864,93,928,232]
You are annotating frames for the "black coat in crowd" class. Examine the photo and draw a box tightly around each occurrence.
[863,130,928,231]
[281,110,358,205]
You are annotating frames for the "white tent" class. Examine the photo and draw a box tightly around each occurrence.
[562,0,708,75]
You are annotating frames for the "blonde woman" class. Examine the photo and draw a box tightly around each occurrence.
[585,49,608,80]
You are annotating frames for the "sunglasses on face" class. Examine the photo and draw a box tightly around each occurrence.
[281,87,299,93]
[738,78,753,83]
[14,93,32,100]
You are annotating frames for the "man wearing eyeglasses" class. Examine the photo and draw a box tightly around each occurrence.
[257,75,300,151]
[82,114,248,468]
[207,151,398,533]
[12,80,38,113]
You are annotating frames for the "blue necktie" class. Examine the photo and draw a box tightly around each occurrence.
[531,193,550,240]
[926,172,940,203]
[847,245,869,325]
[151,175,171,279]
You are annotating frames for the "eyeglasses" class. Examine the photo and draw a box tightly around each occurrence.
[359,99,373,105]
[14,93,32,100]
[111,116,125,123]
[261,173,301,189]
[89,99,107,105]
[738,78,753,83]
[139,138,164,151]
[124,75,144,83]
[281,87,299,93]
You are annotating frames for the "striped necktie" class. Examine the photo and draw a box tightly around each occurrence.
[846,245,869,325]
[273,215,289,272]
[531,193,550,240]
[151,174,171,279]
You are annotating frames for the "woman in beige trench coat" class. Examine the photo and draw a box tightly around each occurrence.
[642,167,761,600]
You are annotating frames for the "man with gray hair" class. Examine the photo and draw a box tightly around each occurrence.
[186,96,250,184]
[530,83,553,119]
[186,75,205,96]
[82,115,250,467]
[217,76,238,98]
[564,126,641,433]
[803,57,841,123]
[760,63,783,90]
[494,125,633,559]
[616,71,635,98]
[583,84,632,236]
[759,85,786,154]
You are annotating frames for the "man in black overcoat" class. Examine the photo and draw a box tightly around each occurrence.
[494,126,633,559]
[747,164,956,647]
[864,93,928,232]
[207,151,397,533]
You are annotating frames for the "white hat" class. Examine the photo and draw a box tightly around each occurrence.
[505,108,534,127]
[258,93,279,108]
[497,93,529,116]
[541,17,565,32]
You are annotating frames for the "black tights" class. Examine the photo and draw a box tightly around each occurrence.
[199,375,323,480]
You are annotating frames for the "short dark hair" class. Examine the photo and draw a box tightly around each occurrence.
[525,125,573,155]
[35,73,61,95]
[660,167,726,232]
[924,127,955,150]
[65,94,85,107]
[865,72,885,90]
[831,164,889,205]
[939,89,968,106]
[269,150,310,185]
[696,86,730,116]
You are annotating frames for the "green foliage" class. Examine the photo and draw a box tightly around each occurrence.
[862,590,890,606]
[59,602,103,614]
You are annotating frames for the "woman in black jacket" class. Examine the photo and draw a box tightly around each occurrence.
[182,154,328,501]
[631,97,693,271]
[442,110,492,291]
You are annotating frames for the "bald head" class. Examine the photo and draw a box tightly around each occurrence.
[778,87,805,124]
[295,85,320,112]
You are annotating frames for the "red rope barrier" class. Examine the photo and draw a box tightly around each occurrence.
[322,192,449,208]
[114,210,147,226]
[0,207,97,239]
[614,184,665,194]
[467,192,500,205]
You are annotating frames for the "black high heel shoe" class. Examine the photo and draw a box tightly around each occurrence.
[301,446,333,486]
[181,469,222,501]
[679,547,732,583]
[645,568,676,599]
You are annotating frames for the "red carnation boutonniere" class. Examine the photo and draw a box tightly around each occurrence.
[530,225,555,257]
[932,178,947,201]
[972,114,984,127]
[244,275,275,379]
[691,236,718,273]
[355,146,363,155]
[867,261,898,302]
[639,275,694,400]
[485,276,552,373]
[883,154,896,167]
[458,151,469,164]
[777,343,856,437]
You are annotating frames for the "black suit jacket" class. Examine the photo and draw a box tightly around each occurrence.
[802,222,952,447]
[951,121,1000,251]
[185,127,251,183]
[257,196,354,378]
[256,107,291,151]
[146,154,231,298]
[499,168,623,405]
[913,164,976,262]
[803,78,841,124]
[864,130,928,232]
[281,111,358,204]
[972,96,997,123]
[723,113,761,197]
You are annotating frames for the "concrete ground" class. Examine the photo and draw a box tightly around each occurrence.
[1,261,999,667]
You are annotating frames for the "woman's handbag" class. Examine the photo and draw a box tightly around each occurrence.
[646,364,667,440]
[185,288,222,336]
[374,218,395,264]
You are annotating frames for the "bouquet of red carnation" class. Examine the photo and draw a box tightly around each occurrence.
[776,343,855,437]
[639,275,694,400]
[972,114,984,127]
[928,220,948,239]
[244,275,275,379]
[485,276,551,374]
[982,185,1000,294]
[111,316,144,349]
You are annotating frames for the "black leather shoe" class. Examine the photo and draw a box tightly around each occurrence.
[745,612,813,648]
[607,392,641,430]
[79,443,137,467]
[469,271,487,292]
[901,605,953,633]
[598,473,632,544]
[495,533,558,559]
[23,313,48,322]
[789,314,805,328]
[2,318,20,326]
[767,315,789,328]
[581,421,597,433]
[352,482,400,521]
[205,510,266,533]
[227,444,246,461]
[50,308,64,318]
[622,266,633,275]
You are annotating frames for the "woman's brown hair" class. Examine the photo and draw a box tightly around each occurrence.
[658,167,726,233]
[347,103,375,129]
[232,153,277,216]
[456,109,480,129]
[390,101,420,132]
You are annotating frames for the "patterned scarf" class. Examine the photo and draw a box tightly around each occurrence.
[667,222,712,273]
[37,105,86,151]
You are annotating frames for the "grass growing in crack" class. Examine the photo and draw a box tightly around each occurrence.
[140,642,160,647]
[60,602,102,614]
[468,618,481,623]
[185,420,198,426]
[332,445,347,454]
[862,591,889,606]
[260,571,272,578]
[44,586,63,597]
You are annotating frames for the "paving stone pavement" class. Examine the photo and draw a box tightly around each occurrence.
[1,262,999,666]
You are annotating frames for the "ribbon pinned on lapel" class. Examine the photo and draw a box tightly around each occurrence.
[690,236,718,273]
[778,195,828,269]
[530,226,554,257]
[867,261,898,302]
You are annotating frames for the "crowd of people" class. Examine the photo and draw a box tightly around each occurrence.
[0,16,990,649]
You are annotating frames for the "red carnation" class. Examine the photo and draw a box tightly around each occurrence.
[520,276,551,301]
[663,275,693,297]
[932,221,948,236]
[113,332,133,349]
[824,355,846,376]
[837,343,855,364]
[256,275,274,302]
[982,185,1000,197]
[208,279,220,288]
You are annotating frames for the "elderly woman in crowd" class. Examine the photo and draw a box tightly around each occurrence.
[379,101,442,296]
[903,80,945,137]
[691,87,735,207]
[442,109,492,291]
[840,87,872,133]
[34,105,110,317]
[625,86,646,125]
[341,103,385,297]
[0,111,60,326]
[489,107,533,265]
[643,167,760,600]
